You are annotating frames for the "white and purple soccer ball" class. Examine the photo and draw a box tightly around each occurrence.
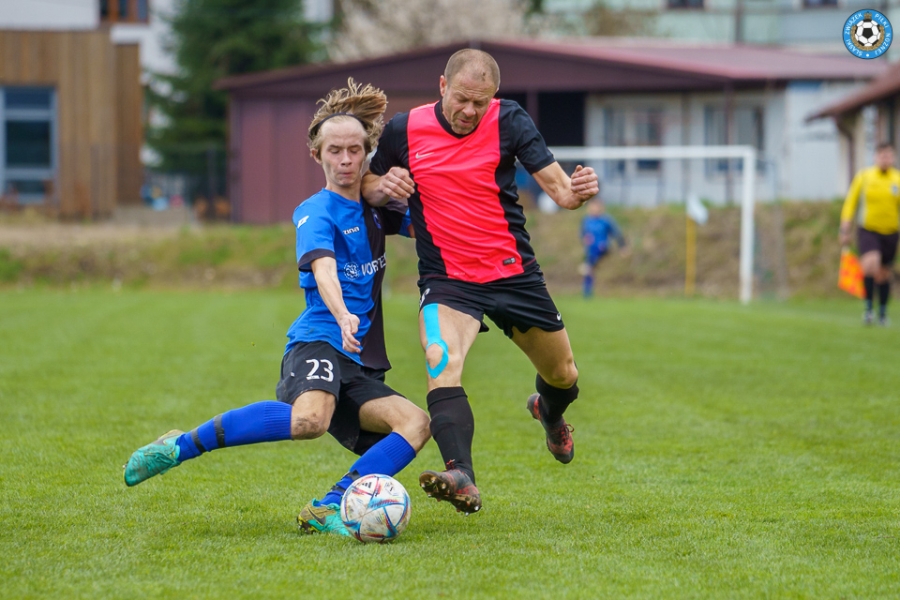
[340,474,411,543]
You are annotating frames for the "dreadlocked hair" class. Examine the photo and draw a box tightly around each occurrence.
[308,78,387,156]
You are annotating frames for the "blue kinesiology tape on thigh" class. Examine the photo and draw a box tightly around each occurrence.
[422,303,449,379]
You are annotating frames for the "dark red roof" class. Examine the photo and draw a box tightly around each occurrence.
[502,38,887,80]
[808,61,900,120]
[215,38,887,97]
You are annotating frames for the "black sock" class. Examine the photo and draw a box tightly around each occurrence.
[536,375,579,424]
[426,387,475,483]
[864,276,875,311]
[878,281,890,317]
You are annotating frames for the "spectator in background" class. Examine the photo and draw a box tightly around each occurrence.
[580,198,625,298]
[839,142,900,325]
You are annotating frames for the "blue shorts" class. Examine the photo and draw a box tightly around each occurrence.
[586,245,608,267]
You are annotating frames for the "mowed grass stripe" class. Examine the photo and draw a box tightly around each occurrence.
[0,290,897,598]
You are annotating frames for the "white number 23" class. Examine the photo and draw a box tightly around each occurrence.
[305,359,334,382]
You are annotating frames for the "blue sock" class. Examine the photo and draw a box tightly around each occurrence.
[320,432,416,506]
[583,274,594,298]
[175,401,293,461]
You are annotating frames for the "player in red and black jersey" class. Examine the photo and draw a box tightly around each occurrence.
[364,49,599,515]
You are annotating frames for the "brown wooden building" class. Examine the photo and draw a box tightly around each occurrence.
[0,29,143,218]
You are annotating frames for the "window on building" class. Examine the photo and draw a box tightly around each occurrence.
[803,0,838,7]
[704,105,764,174]
[1,87,56,203]
[634,109,663,172]
[101,0,150,24]
[667,0,704,8]
[603,108,626,177]
[603,107,664,176]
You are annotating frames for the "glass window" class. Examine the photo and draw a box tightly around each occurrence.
[6,121,52,167]
[603,108,625,177]
[803,0,837,7]
[138,0,148,20]
[634,109,663,172]
[6,88,52,110]
[2,87,56,202]
[704,106,764,174]
[6,180,47,196]
[668,0,704,8]
[119,0,130,18]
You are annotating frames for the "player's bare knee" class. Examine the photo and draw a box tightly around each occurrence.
[389,405,431,451]
[545,360,578,389]
[289,411,328,439]
[406,408,432,451]
[425,343,446,370]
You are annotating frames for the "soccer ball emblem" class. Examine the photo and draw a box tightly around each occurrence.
[855,18,881,48]
[340,474,411,543]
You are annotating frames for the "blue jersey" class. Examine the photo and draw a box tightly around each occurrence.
[581,214,624,252]
[285,189,410,370]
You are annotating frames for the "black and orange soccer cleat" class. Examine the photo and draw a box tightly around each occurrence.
[419,461,482,515]
[527,393,575,464]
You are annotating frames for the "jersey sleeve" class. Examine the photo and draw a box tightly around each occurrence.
[504,101,556,174]
[293,203,335,271]
[840,171,865,223]
[369,114,407,177]
[378,199,412,237]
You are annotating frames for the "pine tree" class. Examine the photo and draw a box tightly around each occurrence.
[148,0,322,176]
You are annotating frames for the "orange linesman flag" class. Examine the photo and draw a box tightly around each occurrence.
[838,248,865,299]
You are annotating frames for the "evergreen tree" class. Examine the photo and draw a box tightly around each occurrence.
[148,0,322,175]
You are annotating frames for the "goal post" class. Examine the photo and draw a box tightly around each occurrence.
[549,145,758,304]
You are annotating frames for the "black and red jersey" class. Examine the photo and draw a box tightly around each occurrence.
[370,99,555,284]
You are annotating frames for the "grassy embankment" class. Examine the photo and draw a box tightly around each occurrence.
[0,200,847,298]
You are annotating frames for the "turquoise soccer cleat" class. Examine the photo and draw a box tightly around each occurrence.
[298,499,350,537]
[123,429,184,487]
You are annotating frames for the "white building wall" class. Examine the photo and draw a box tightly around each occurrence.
[585,91,777,206]
[0,0,98,29]
[583,83,868,205]
[110,0,178,77]
[780,81,870,201]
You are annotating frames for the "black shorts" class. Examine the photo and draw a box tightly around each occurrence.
[858,228,899,266]
[418,271,565,338]
[275,341,402,455]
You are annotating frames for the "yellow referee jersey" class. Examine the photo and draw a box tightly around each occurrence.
[840,165,900,235]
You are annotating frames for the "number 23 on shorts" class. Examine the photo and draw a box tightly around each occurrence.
[305,358,334,382]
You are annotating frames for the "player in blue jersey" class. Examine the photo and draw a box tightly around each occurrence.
[123,80,430,538]
[580,198,625,298]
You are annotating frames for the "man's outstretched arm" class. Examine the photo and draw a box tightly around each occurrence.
[532,162,599,210]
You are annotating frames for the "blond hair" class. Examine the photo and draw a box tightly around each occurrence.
[308,78,387,155]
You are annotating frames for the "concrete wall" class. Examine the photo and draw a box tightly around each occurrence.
[582,81,869,205]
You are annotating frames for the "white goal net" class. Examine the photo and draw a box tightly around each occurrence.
[548,145,758,304]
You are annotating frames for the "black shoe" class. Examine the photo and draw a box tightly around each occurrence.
[527,393,575,464]
[419,461,481,515]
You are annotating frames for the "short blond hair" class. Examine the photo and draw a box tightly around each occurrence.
[308,78,387,155]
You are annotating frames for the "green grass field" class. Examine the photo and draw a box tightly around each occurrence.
[1,290,898,598]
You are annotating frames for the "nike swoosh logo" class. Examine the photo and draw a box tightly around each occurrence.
[416,151,435,159]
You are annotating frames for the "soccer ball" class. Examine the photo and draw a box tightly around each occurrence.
[340,474,411,543]
[855,20,881,48]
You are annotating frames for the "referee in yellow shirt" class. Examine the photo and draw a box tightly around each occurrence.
[839,143,900,325]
